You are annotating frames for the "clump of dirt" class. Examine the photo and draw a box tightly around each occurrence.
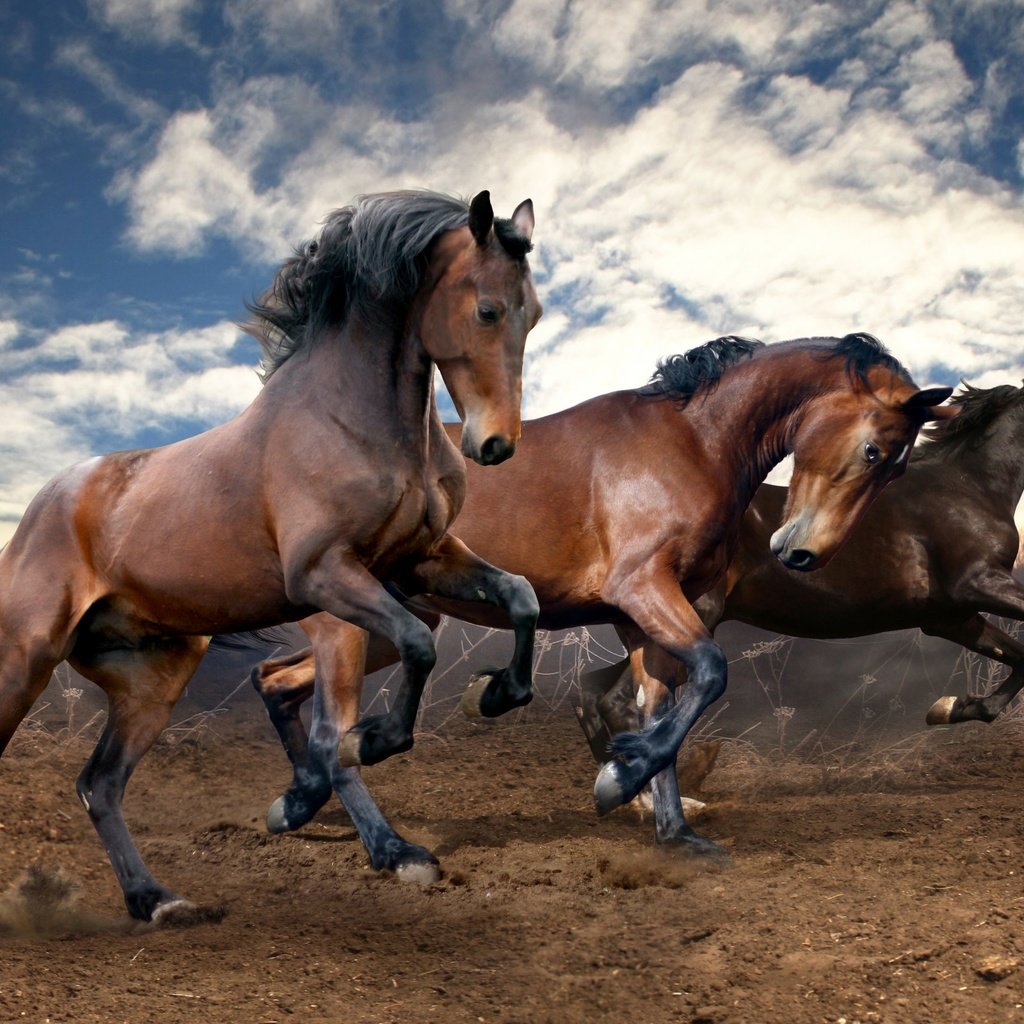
[597,846,722,890]
[0,863,126,939]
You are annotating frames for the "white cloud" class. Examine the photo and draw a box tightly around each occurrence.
[12,0,1024,539]
[87,0,199,45]
[55,41,164,122]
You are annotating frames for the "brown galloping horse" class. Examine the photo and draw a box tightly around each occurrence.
[577,379,1024,744]
[253,335,953,878]
[0,190,542,922]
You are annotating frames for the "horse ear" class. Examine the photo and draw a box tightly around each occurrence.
[902,386,956,422]
[469,190,494,246]
[511,198,534,243]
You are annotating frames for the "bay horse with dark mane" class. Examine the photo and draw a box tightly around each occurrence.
[575,378,1024,745]
[0,189,541,922]
[565,380,1024,847]
[252,334,953,879]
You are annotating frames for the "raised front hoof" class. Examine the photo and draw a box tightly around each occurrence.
[594,760,644,817]
[135,898,227,930]
[337,716,414,768]
[926,695,964,726]
[460,671,533,719]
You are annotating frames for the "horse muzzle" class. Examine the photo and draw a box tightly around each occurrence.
[462,431,517,466]
[769,518,820,572]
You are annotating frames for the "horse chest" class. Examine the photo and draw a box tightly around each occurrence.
[373,475,458,562]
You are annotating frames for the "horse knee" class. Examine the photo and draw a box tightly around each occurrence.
[688,642,727,703]
[400,620,436,676]
[504,574,539,623]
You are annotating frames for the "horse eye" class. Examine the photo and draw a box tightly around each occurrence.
[477,304,500,324]
[864,441,881,464]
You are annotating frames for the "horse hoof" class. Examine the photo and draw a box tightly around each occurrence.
[395,861,442,885]
[594,761,628,817]
[149,899,226,929]
[460,674,492,718]
[926,695,960,726]
[338,730,364,767]
[680,797,708,820]
[266,796,292,835]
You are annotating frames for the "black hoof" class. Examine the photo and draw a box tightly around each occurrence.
[338,715,414,767]
[266,784,330,834]
[659,832,732,864]
[461,670,533,719]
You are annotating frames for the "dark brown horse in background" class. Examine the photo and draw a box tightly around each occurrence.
[571,380,1024,846]
[0,190,541,922]
[252,334,953,879]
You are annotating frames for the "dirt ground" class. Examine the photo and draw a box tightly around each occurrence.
[2,700,1024,1024]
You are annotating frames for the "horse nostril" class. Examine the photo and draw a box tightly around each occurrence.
[479,436,515,465]
[787,548,817,571]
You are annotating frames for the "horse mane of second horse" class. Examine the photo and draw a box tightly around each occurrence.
[253,333,954,879]
[0,189,541,922]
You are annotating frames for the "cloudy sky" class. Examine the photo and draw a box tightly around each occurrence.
[3,0,1024,545]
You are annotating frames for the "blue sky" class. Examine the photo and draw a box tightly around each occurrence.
[3,0,1024,542]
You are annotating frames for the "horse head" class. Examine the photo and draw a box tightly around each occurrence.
[772,355,955,571]
[417,190,541,466]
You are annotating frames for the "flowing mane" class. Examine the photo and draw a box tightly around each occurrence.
[642,336,765,403]
[642,331,911,406]
[246,190,531,380]
[916,381,1024,460]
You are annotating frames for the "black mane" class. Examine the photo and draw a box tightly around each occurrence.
[642,336,765,403]
[642,331,913,407]
[245,190,529,380]
[917,381,1024,460]
[822,331,913,389]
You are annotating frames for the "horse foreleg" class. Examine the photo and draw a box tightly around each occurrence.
[287,558,438,767]
[594,567,727,858]
[72,636,216,924]
[284,616,440,881]
[403,535,539,719]
[925,614,1024,725]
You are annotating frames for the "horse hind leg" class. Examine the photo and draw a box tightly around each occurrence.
[924,615,1024,726]
[251,644,327,834]
[72,635,221,924]
[0,642,67,755]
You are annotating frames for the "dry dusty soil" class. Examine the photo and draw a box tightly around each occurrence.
[2,704,1024,1024]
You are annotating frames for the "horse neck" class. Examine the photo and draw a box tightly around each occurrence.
[948,402,1024,515]
[686,348,852,506]
[277,315,438,451]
